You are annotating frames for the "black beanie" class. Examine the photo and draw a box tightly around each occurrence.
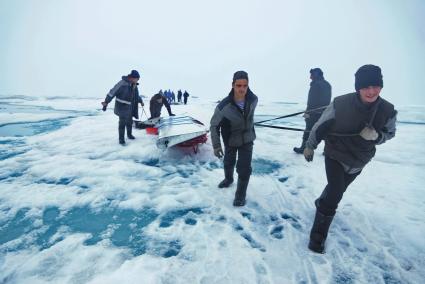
[233,71,249,82]
[128,70,140,79]
[310,68,323,79]
[355,65,383,91]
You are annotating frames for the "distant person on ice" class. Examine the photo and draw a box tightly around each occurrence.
[210,71,258,207]
[149,92,175,119]
[183,90,190,105]
[101,70,144,145]
[303,65,397,253]
[177,90,183,103]
[294,68,332,154]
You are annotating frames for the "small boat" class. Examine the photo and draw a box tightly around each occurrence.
[135,116,208,152]
[156,116,208,152]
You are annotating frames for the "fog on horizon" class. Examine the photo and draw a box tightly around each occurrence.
[1,0,424,105]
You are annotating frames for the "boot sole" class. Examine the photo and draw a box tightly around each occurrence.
[218,181,233,188]
[233,200,246,207]
[218,184,233,188]
[308,243,325,254]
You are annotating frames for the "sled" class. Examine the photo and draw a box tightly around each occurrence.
[156,116,209,152]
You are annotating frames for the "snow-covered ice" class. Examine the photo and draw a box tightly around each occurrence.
[0,95,424,283]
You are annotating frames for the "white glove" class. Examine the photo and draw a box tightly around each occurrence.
[359,126,379,141]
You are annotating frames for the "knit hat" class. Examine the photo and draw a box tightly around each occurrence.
[310,68,323,79]
[128,70,140,79]
[233,71,249,82]
[355,65,383,91]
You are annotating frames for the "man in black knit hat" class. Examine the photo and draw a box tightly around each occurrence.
[303,64,397,253]
[294,68,332,154]
[210,71,258,206]
[101,70,144,145]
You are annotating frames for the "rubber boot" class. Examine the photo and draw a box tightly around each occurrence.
[127,123,135,139]
[119,127,125,145]
[308,209,334,253]
[293,141,306,154]
[218,167,234,188]
[127,132,135,139]
[233,178,249,206]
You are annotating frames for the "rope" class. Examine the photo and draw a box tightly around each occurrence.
[255,106,327,124]
[254,106,360,137]
[255,123,359,137]
[254,123,305,132]
[141,106,148,119]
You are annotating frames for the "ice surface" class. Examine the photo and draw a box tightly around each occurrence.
[0,96,424,283]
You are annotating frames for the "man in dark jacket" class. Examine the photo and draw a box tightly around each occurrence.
[149,93,175,119]
[102,70,144,145]
[183,91,190,105]
[177,90,182,103]
[294,68,332,154]
[303,65,397,253]
[210,71,258,207]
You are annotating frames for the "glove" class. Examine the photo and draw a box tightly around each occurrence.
[303,147,314,162]
[359,126,379,141]
[170,113,176,116]
[302,113,310,119]
[101,101,108,111]
[214,147,224,158]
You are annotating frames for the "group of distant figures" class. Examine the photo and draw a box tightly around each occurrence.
[159,89,190,105]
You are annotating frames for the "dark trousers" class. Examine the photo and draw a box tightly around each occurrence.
[302,115,320,142]
[118,115,133,141]
[316,157,361,216]
[184,97,188,105]
[223,142,253,181]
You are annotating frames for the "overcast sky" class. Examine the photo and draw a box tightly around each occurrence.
[1,0,424,105]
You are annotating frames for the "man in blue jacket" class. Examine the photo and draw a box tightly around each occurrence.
[102,70,144,145]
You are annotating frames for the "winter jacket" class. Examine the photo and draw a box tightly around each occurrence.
[306,92,397,171]
[149,94,172,118]
[210,89,258,149]
[306,78,332,120]
[105,76,143,119]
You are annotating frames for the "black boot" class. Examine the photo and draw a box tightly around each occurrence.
[127,123,135,139]
[233,178,249,206]
[119,127,125,145]
[308,209,334,253]
[218,168,234,188]
[293,141,306,154]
